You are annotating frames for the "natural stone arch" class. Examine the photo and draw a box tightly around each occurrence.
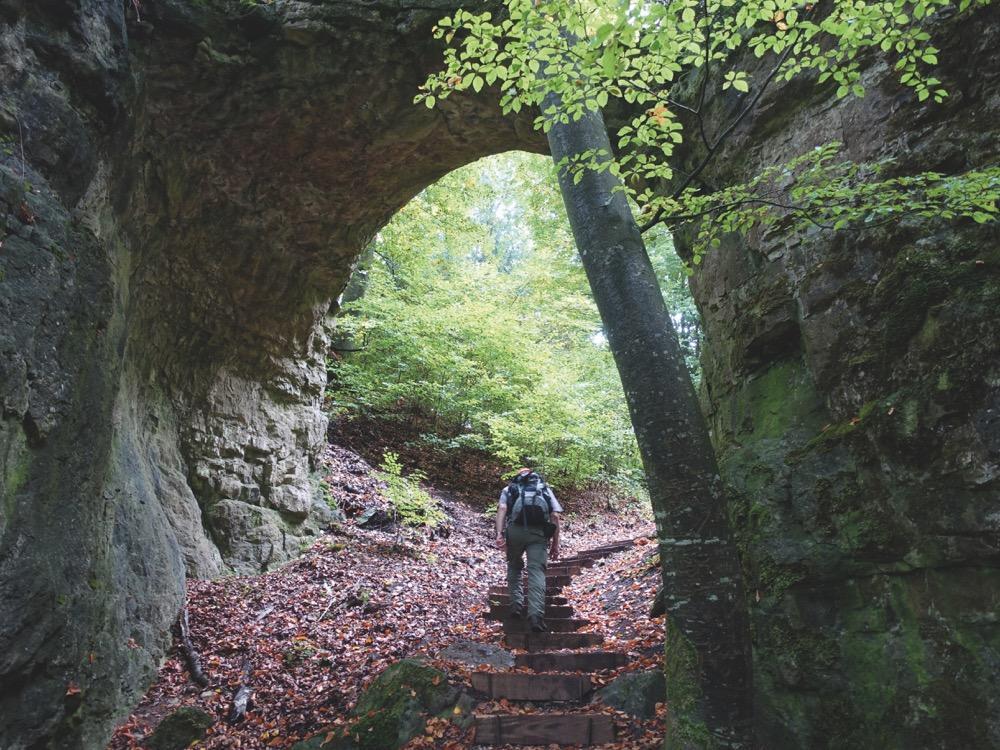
[1,0,997,748]
[126,0,542,579]
[1,1,539,746]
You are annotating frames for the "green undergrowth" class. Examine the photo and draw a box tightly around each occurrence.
[376,452,446,529]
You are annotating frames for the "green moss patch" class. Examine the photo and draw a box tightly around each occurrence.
[294,659,471,750]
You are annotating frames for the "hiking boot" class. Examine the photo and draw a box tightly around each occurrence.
[509,601,527,619]
[529,616,548,633]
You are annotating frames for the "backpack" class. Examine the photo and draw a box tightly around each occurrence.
[506,472,552,529]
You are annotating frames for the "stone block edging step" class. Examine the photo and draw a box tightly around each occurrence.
[501,618,589,634]
[504,632,604,651]
[474,713,615,745]
[486,604,574,619]
[514,650,628,671]
[471,672,592,701]
[489,594,568,606]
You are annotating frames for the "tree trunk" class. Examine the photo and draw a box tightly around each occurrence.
[545,104,754,748]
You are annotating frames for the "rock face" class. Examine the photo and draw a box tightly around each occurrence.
[0,0,535,747]
[0,1,996,748]
[680,7,1000,748]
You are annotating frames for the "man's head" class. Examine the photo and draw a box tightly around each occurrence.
[517,467,531,476]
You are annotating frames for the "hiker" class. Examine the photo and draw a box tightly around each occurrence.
[494,467,562,632]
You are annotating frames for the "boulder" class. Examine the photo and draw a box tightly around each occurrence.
[596,670,665,720]
[293,659,474,750]
[147,707,213,750]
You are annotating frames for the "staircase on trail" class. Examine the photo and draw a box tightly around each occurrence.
[472,538,637,746]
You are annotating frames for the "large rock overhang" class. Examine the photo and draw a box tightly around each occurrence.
[0,1,542,746]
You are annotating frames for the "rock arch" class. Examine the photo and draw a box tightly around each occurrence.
[1,1,538,745]
[1,1,997,748]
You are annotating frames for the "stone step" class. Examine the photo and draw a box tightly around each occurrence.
[488,594,568,607]
[515,650,628,672]
[504,632,604,651]
[501,618,589,634]
[471,672,592,701]
[486,604,575,620]
[474,713,615,745]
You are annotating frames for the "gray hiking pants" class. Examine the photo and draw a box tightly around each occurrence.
[505,523,549,618]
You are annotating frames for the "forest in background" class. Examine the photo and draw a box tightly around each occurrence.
[326,152,702,491]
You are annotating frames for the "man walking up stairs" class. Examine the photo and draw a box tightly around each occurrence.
[476,539,637,746]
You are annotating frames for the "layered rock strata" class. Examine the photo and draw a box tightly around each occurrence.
[681,7,1000,747]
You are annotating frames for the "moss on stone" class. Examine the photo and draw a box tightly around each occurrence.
[741,360,826,442]
[662,619,713,750]
[296,659,465,750]
[147,707,213,750]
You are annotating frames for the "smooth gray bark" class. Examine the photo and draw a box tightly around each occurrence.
[546,104,754,747]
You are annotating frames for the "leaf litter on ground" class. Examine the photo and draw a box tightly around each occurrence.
[109,433,661,750]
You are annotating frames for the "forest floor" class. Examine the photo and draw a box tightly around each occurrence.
[109,418,662,750]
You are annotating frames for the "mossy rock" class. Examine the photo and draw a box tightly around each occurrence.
[596,669,666,720]
[147,706,213,750]
[293,659,473,750]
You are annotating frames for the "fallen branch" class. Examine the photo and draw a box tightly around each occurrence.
[177,605,210,688]
[228,658,253,724]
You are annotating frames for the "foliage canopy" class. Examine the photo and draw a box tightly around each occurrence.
[418,0,998,264]
[327,153,697,489]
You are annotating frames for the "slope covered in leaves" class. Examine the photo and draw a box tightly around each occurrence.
[109,437,661,749]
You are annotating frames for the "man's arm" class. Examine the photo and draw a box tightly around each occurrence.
[549,512,561,559]
[495,489,508,549]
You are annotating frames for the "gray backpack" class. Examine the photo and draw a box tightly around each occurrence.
[507,472,552,530]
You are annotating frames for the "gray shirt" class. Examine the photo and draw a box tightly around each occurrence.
[499,483,563,513]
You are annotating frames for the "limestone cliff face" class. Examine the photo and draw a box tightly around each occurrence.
[682,7,1000,747]
[0,1,533,746]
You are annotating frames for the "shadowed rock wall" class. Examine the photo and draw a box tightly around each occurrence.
[0,0,536,746]
[682,7,1000,748]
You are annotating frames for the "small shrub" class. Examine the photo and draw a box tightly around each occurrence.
[377,452,447,529]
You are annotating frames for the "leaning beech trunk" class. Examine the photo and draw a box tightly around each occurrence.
[546,103,754,748]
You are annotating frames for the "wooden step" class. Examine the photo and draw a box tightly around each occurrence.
[471,672,592,701]
[515,650,628,671]
[504,632,604,651]
[491,574,571,587]
[545,564,582,575]
[490,584,565,596]
[563,549,625,562]
[502,618,589,634]
[586,541,636,553]
[488,594,568,606]
[474,713,615,745]
[486,604,575,620]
